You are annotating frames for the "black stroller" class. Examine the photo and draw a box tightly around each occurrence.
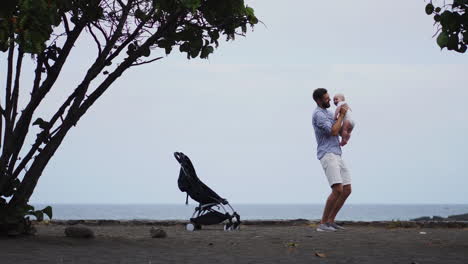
[174,152,241,231]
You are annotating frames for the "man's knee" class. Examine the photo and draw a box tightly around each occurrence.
[331,184,343,196]
[343,185,352,197]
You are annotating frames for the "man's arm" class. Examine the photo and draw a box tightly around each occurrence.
[334,105,341,120]
[331,105,348,136]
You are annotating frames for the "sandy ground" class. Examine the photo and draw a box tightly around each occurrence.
[1,222,468,264]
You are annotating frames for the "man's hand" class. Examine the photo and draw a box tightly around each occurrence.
[339,104,349,116]
[331,104,348,136]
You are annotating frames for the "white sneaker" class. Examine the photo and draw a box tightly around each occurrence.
[316,223,336,232]
[329,222,346,230]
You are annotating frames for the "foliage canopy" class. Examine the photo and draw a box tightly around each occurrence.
[0,0,257,235]
[426,0,468,53]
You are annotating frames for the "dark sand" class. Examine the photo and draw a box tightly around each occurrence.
[1,221,468,264]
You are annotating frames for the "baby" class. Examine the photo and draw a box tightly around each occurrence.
[333,94,355,146]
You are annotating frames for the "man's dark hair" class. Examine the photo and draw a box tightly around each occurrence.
[313,88,328,102]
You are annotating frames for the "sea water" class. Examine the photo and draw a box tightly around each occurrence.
[31,203,468,221]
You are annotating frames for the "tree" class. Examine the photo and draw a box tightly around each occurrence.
[0,0,258,235]
[425,0,468,53]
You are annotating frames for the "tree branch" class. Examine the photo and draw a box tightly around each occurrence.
[5,48,25,176]
[1,35,15,161]
[0,105,3,149]
[11,48,24,129]
[64,0,135,124]
[6,48,24,177]
[9,7,186,206]
[62,13,70,34]
[130,56,163,66]
[0,35,15,193]
[0,21,86,193]
[88,24,103,57]
[105,7,156,64]
[90,21,110,43]
[32,54,44,96]
[12,90,78,180]
[79,10,185,119]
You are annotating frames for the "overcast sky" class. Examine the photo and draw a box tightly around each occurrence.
[3,0,468,204]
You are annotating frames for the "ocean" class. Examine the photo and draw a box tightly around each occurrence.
[31,203,468,221]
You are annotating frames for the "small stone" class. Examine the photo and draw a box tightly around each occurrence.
[64,225,94,238]
[150,227,167,238]
[410,216,432,221]
[7,230,21,237]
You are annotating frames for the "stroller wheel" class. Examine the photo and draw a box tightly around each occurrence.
[194,224,202,230]
[223,223,233,231]
[186,223,195,232]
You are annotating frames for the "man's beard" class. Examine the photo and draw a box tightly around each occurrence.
[322,101,330,108]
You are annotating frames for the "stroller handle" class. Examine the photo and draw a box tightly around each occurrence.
[174,152,184,163]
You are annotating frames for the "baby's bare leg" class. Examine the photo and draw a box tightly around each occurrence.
[340,120,352,146]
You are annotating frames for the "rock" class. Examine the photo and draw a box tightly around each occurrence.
[150,227,167,238]
[64,225,94,238]
[446,213,468,221]
[410,216,432,221]
[7,230,21,237]
[411,216,444,221]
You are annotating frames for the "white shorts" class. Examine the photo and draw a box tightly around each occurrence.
[319,153,351,186]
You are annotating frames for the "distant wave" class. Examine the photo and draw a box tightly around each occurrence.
[31,204,468,221]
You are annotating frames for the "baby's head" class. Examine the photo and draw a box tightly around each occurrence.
[333,94,345,106]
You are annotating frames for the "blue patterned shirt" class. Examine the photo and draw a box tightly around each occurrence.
[312,107,342,160]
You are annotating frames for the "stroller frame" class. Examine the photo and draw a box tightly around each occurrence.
[174,152,241,231]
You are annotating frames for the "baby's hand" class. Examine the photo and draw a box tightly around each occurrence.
[339,104,349,116]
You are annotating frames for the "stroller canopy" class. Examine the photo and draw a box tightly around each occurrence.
[174,152,227,205]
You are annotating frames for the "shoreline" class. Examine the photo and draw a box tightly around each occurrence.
[42,219,468,228]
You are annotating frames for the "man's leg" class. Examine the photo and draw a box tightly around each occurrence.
[321,183,343,224]
[328,184,352,223]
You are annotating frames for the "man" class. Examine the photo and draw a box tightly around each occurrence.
[312,88,351,232]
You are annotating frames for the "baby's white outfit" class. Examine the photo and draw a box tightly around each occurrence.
[337,101,355,127]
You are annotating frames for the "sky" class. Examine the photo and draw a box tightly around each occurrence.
[2,0,468,204]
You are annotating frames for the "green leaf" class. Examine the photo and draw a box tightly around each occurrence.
[200,45,214,59]
[440,11,453,28]
[249,16,259,25]
[127,43,136,55]
[181,0,201,11]
[189,37,203,58]
[33,211,44,222]
[245,6,255,17]
[189,47,200,58]
[447,34,459,50]
[42,206,53,219]
[453,0,468,8]
[179,42,190,52]
[135,9,146,20]
[437,31,449,49]
[208,30,220,44]
[142,46,151,57]
[25,204,35,212]
[425,4,434,15]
